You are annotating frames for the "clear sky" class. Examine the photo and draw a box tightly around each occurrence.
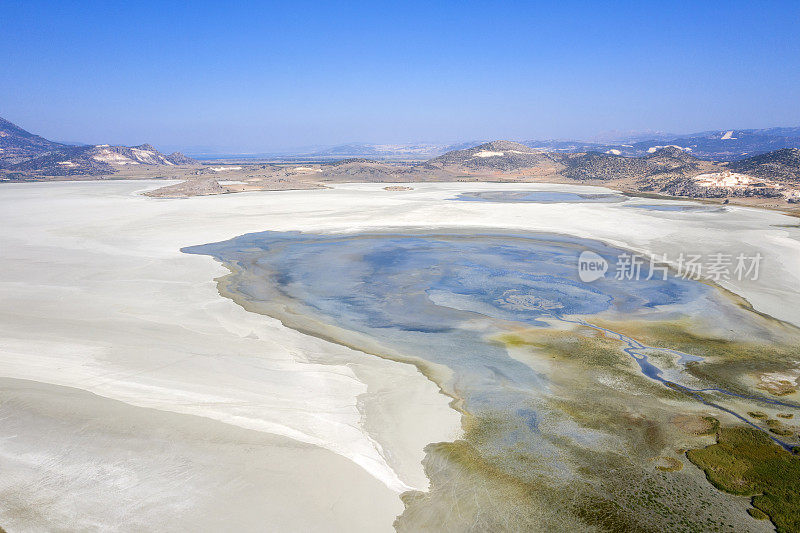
[2,0,799,152]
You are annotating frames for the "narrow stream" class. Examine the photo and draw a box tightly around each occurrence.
[559,316,800,451]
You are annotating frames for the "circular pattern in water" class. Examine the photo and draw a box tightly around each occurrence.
[184,231,706,417]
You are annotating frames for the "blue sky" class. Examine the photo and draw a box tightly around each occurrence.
[2,1,799,152]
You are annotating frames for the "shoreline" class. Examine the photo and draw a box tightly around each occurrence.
[5,172,799,216]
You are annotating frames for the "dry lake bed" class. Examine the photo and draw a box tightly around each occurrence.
[1,181,799,531]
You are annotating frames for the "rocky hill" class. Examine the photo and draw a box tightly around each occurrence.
[319,159,417,182]
[727,148,800,181]
[11,146,114,175]
[0,116,64,165]
[427,140,558,172]
[0,116,195,176]
[559,152,649,180]
[558,147,700,181]
[164,152,196,165]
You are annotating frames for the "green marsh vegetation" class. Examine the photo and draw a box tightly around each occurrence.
[400,323,773,531]
[687,427,800,533]
[397,411,749,532]
[488,319,800,531]
[590,319,800,399]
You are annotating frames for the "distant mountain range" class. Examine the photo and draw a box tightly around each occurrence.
[526,127,800,161]
[190,127,800,162]
[0,116,195,176]
[306,140,799,203]
[231,141,482,161]
[2,116,799,203]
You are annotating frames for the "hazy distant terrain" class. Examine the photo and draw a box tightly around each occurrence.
[190,127,800,162]
[2,117,800,209]
[526,127,800,161]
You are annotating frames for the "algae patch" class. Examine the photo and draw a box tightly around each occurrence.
[687,427,800,533]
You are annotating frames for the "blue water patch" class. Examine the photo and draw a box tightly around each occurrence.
[185,232,700,331]
[184,229,800,462]
[453,191,627,203]
[183,231,728,457]
[625,204,724,213]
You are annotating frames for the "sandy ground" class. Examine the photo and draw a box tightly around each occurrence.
[0,180,799,530]
[0,181,460,531]
[0,378,403,532]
